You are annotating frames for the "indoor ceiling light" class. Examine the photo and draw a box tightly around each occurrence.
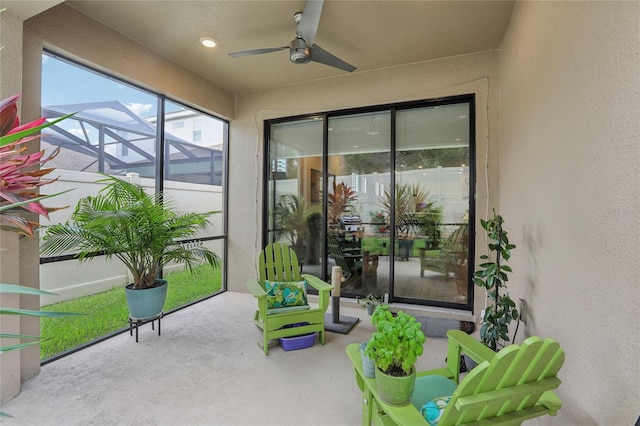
[199,37,218,48]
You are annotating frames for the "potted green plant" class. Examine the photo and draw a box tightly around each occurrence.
[473,210,519,351]
[364,305,426,405]
[379,182,442,259]
[40,174,221,321]
[327,181,358,227]
[356,292,383,315]
[273,194,317,261]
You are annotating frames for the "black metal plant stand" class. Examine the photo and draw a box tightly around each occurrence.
[128,313,162,342]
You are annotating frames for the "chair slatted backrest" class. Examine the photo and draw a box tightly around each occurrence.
[327,234,354,278]
[258,243,302,284]
[442,336,565,424]
[443,224,468,251]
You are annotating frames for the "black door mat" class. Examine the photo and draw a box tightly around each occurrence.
[415,316,476,338]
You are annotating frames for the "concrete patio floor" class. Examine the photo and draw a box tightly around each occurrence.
[1,291,452,425]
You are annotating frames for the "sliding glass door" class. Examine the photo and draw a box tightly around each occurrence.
[265,96,474,309]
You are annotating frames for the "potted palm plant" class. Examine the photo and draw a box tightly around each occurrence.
[380,182,442,259]
[473,210,519,351]
[40,174,221,321]
[364,305,426,405]
[273,194,317,261]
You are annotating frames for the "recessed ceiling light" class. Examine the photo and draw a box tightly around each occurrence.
[200,37,218,48]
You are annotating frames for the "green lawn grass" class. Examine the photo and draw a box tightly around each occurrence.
[40,265,222,360]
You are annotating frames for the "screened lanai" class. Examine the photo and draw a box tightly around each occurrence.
[42,101,223,185]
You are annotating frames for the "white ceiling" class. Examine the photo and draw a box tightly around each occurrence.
[4,0,516,95]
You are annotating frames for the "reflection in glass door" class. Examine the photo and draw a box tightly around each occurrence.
[394,103,471,305]
[267,117,324,277]
[265,96,474,309]
[327,112,390,300]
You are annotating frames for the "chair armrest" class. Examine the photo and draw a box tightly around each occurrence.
[247,279,266,297]
[302,274,332,313]
[447,329,496,364]
[446,329,496,383]
[302,274,332,292]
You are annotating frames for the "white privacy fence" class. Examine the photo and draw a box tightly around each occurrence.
[39,170,224,306]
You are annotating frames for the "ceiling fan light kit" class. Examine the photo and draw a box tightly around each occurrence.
[290,37,311,64]
[228,0,356,72]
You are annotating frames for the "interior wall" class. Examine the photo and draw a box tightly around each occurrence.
[229,50,502,321]
[499,1,640,424]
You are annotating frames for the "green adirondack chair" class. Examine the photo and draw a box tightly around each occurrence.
[346,329,565,425]
[247,243,332,355]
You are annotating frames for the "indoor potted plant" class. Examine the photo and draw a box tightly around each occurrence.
[364,305,426,405]
[273,193,317,261]
[379,182,442,259]
[356,292,383,315]
[40,174,221,321]
[473,210,519,351]
[327,181,358,227]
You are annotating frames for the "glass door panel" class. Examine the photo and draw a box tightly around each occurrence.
[394,103,471,305]
[327,112,391,299]
[267,117,323,277]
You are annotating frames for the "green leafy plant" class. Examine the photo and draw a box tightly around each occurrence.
[273,194,317,248]
[364,305,425,376]
[356,292,383,309]
[369,210,387,233]
[473,211,519,351]
[40,174,221,290]
[379,182,442,240]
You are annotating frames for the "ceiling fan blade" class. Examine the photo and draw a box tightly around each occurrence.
[310,44,356,72]
[297,0,323,46]
[228,47,288,58]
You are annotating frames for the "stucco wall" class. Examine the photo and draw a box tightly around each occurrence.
[0,8,31,401]
[229,50,502,323]
[500,1,640,424]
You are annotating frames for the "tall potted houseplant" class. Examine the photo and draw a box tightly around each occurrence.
[273,194,317,261]
[40,174,221,321]
[473,211,519,351]
[364,305,426,405]
[380,182,442,259]
[327,181,358,227]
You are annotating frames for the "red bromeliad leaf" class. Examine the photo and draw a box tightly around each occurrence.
[0,94,74,238]
[0,213,38,238]
[6,117,47,135]
[0,94,20,136]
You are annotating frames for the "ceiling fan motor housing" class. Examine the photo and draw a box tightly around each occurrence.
[290,37,311,64]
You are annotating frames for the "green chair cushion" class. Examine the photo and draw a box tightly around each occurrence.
[409,375,457,410]
[265,280,308,309]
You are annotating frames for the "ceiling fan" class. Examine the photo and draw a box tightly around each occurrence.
[228,0,356,72]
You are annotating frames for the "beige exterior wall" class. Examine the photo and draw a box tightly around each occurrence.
[1,1,638,423]
[0,8,31,401]
[228,51,501,318]
[500,1,640,423]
